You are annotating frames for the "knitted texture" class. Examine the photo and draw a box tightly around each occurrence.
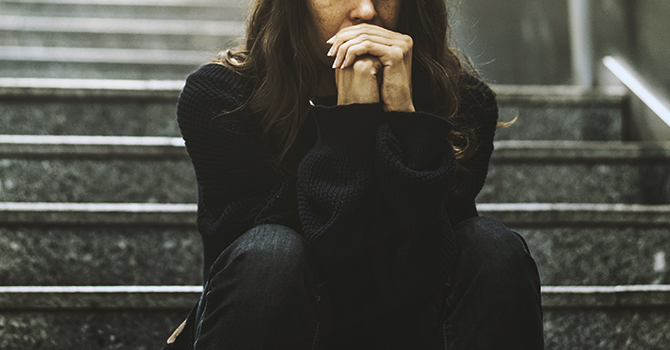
[176,63,498,327]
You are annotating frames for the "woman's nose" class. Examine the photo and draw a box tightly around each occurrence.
[350,0,377,24]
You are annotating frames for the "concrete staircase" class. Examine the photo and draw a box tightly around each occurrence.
[0,0,244,79]
[1,0,670,349]
[487,86,670,349]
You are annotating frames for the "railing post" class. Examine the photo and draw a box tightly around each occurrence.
[568,0,594,87]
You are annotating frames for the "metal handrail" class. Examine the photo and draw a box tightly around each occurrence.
[603,56,670,130]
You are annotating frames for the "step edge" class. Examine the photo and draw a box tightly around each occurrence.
[1,202,668,226]
[2,202,668,213]
[0,16,244,36]
[4,284,667,293]
[1,285,668,310]
[493,84,627,105]
[4,138,670,159]
[478,203,670,212]
[4,0,237,6]
[0,78,631,102]
[0,78,183,99]
[491,140,670,160]
[0,46,215,65]
[0,202,197,225]
[0,202,197,212]
[0,77,184,91]
[0,135,188,157]
[478,203,670,226]
[0,134,184,145]
[0,79,628,98]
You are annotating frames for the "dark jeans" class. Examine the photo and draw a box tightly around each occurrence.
[189,217,544,350]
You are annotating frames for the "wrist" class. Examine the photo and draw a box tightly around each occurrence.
[337,93,379,105]
[382,87,415,112]
[384,102,415,112]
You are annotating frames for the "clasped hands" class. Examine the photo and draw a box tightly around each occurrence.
[328,24,415,112]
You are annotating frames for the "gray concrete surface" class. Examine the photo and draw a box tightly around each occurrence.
[0,157,196,203]
[0,60,201,80]
[0,226,201,286]
[517,226,670,286]
[482,159,670,204]
[0,99,181,136]
[0,0,244,20]
[543,309,670,350]
[496,104,623,141]
[0,30,240,51]
[0,311,189,350]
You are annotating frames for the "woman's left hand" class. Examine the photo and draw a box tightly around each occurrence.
[328,24,415,112]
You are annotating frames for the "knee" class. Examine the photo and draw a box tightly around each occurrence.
[453,217,538,286]
[208,224,313,287]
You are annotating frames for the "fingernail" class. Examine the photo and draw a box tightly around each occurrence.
[332,61,338,69]
[327,47,334,56]
[326,36,335,44]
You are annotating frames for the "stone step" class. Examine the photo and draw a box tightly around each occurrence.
[493,85,628,141]
[480,140,670,204]
[0,285,668,349]
[0,78,627,139]
[1,202,669,286]
[543,285,670,350]
[0,0,244,20]
[0,47,209,79]
[0,310,187,349]
[480,202,670,286]
[0,135,196,203]
[3,284,669,310]
[0,78,183,137]
[2,137,668,203]
[0,203,201,286]
[0,16,243,50]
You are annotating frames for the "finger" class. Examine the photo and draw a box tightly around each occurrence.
[329,30,393,56]
[329,31,395,59]
[328,24,402,55]
[339,41,390,68]
[340,41,408,69]
[330,23,398,42]
[331,34,395,68]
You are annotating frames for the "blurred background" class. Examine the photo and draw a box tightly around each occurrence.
[453,0,670,94]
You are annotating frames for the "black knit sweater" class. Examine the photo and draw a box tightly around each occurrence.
[177,63,498,328]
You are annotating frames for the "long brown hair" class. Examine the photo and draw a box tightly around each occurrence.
[216,0,475,168]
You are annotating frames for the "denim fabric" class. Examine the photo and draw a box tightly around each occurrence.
[443,216,544,350]
[193,224,329,350]
[172,217,543,350]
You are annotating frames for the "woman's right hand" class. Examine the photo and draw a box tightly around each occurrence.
[335,54,382,106]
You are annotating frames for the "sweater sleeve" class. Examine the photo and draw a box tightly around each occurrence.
[177,64,298,280]
[445,75,499,225]
[297,101,459,307]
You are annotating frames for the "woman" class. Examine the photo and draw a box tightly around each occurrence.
[163,0,544,349]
